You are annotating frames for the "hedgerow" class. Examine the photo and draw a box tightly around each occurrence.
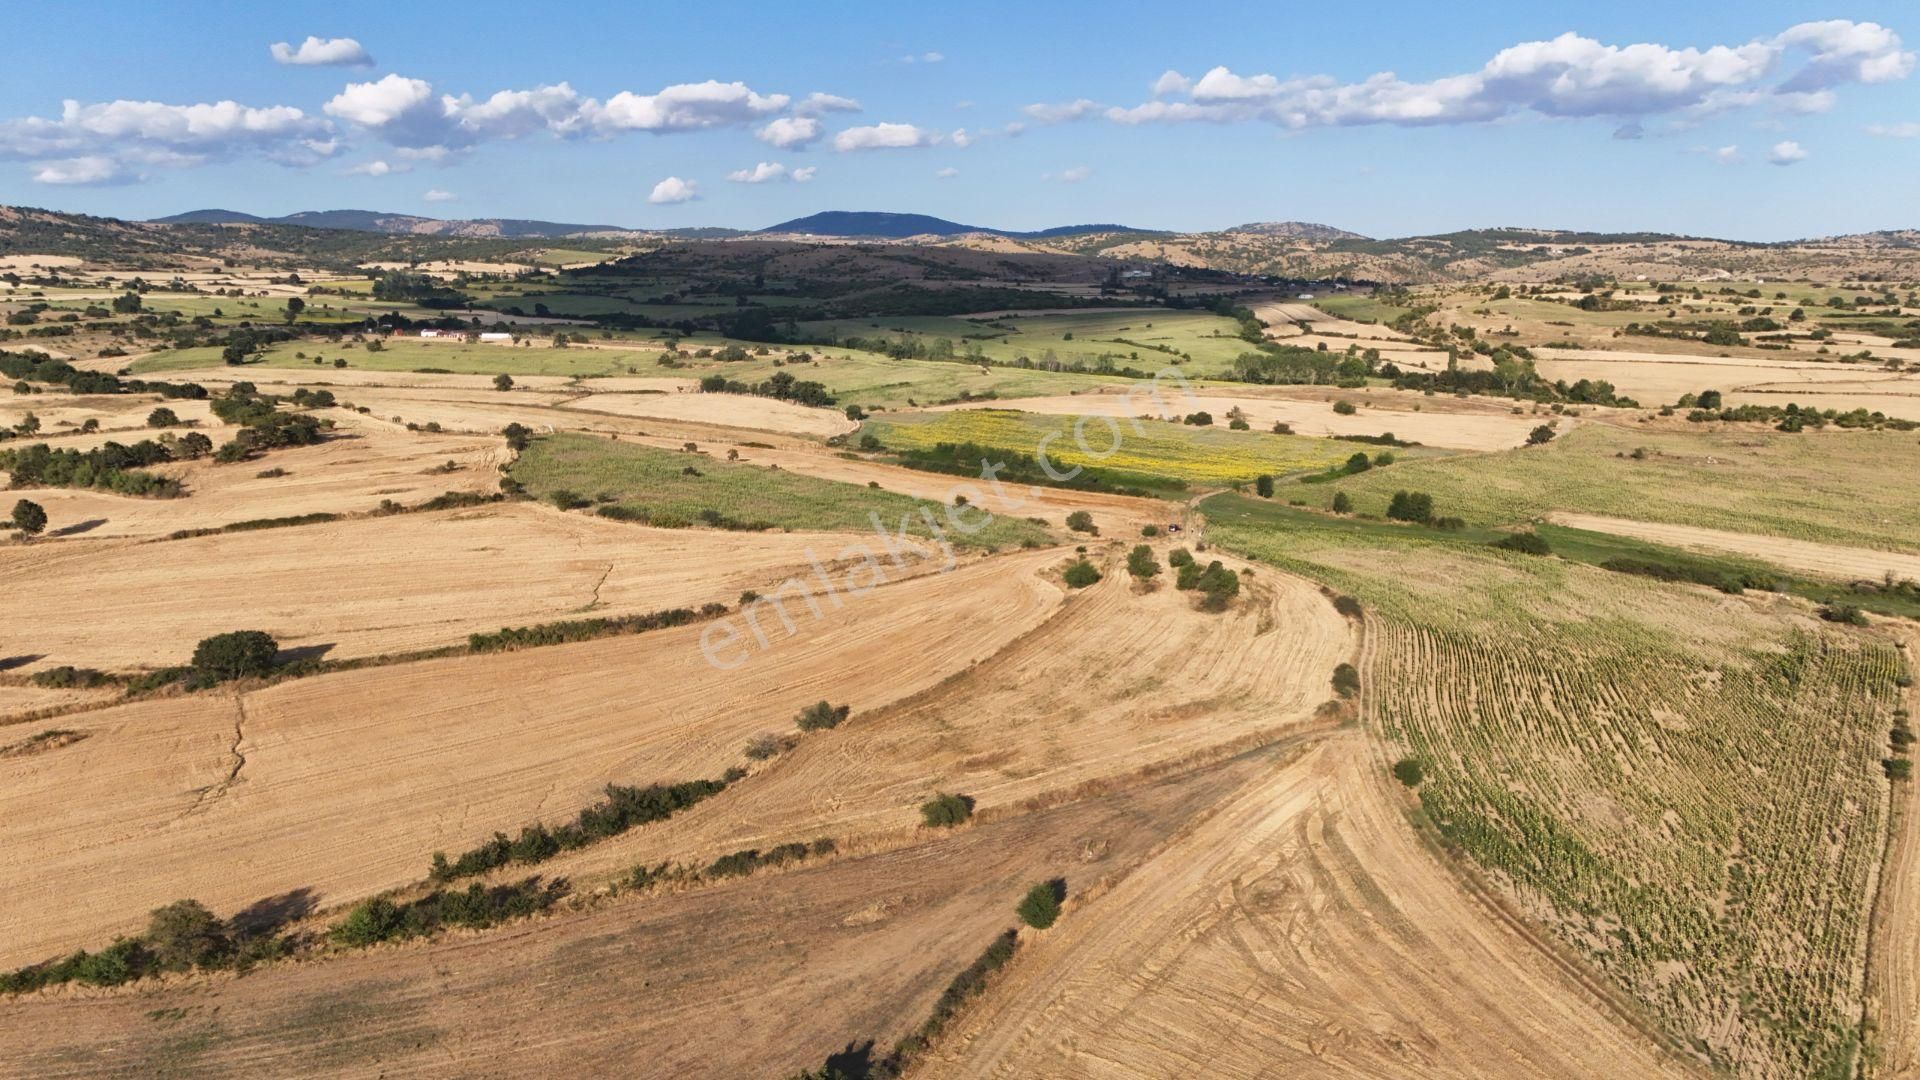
[429,779,729,881]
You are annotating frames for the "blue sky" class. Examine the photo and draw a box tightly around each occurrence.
[0,0,1914,239]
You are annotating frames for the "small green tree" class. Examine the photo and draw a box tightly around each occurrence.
[1527,424,1556,445]
[1386,491,1434,523]
[1344,452,1371,474]
[920,792,973,828]
[1063,560,1101,588]
[147,407,180,428]
[190,631,279,682]
[1332,399,1357,415]
[1392,758,1426,787]
[795,700,850,731]
[146,900,230,970]
[1127,544,1160,579]
[1331,492,1353,514]
[1065,510,1097,535]
[10,499,47,537]
[1332,663,1360,698]
[493,373,514,391]
[1017,881,1063,929]
[1254,474,1274,498]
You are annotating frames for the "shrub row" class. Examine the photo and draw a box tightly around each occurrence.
[468,607,702,652]
[430,778,729,881]
[331,878,566,947]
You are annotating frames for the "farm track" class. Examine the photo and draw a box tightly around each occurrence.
[1868,627,1920,1078]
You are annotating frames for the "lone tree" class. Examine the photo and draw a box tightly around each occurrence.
[1065,510,1097,535]
[1017,880,1064,929]
[493,373,515,392]
[284,296,305,324]
[1527,424,1557,445]
[191,631,279,682]
[146,900,231,971]
[1254,474,1274,498]
[795,700,850,731]
[10,499,47,537]
[147,407,180,428]
[920,792,974,828]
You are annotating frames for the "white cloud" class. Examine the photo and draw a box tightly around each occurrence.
[833,122,936,151]
[32,155,131,185]
[726,161,814,183]
[1867,121,1920,137]
[1046,165,1092,183]
[592,80,788,133]
[345,159,407,176]
[900,51,944,64]
[935,166,959,178]
[757,116,823,149]
[949,128,974,148]
[794,92,861,116]
[1151,70,1192,97]
[1768,139,1808,165]
[1022,99,1100,124]
[0,97,334,182]
[422,187,455,201]
[324,74,434,127]
[648,176,698,204]
[1109,20,1914,132]
[270,36,373,67]
[1713,144,1743,164]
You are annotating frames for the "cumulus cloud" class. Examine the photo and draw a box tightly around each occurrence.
[757,116,823,149]
[935,166,959,178]
[1151,70,1193,97]
[32,155,132,185]
[1045,165,1092,182]
[0,97,335,182]
[1022,98,1101,124]
[794,92,861,116]
[345,159,406,176]
[270,36,373,67]
[648,176,698,204]
[1768,139,1808,164]
[833,122,937,151]
[422,187,455,201]
[1867,120,1920,137]
[1106,20,1913,132]
[324,75,814,154]
[726,161,813,183]
[1710,144,1743,164]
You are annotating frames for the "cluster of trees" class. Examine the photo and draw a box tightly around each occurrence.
[920,792,974,827]
[1172,553,1240,610]
[795,700,851,731]
[1230,345,1375,387]
[1127,544,1160,580]
[1063,559,1102,588]
[0,350,206,401]
[0,439,182,496]
[330,879,566,947]
[430,777,730,881]
[1684,400,1916,433]
[697,369,835,407]
[705,838,836,879]
[0,899,290,994]
[884,439,1165,498]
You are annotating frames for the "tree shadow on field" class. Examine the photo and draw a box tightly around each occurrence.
[47,518,106,537]
[0,654,43,672]
[821,1040,877,1079]
[229,888,318,936]
[275,643,335,665]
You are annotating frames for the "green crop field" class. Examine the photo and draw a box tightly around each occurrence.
[1205,492,1909,1077]
[797,308,1256,376]
[865,408,1354,490]
[509,432,1051,549]
[1306,422,1920,554]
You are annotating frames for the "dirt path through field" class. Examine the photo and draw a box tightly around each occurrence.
[1869,627,1920,1078]
[1547,511,1920,581]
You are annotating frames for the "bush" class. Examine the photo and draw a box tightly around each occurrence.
[1127,544,1160,580]
[30,665,108,689]
[1527,423,1557,445]
[1141,524,1159,537]
[1062,559,1102,588]
[1065,510,1097,535]
[796,700,851,731]
[1386,490,1434,523]
[1331,492,1352,514]
[1492,532,1552,555]
[1886,758,1912,781]
[1344,452,1372,474]
[1332,663,1360,698]
[146,900,230,971]
[1016,880,1064,929]
[1332,399,1357,415]
[146,407,179,428]
[1167,547,1193,568]
[492,373,514,391]
[1183,411,1213,426]
[920,792,974,828]
[1332,594,1363,619]
[1820,604,1870,627]
[190,630,278,682]
[1254,474,1274,498]
[745,733,789,760]
[1392,757,1426,787]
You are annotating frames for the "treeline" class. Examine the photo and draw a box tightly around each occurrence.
[429,779,729,881]
[1685,401,1917,433]
[0,899,289,994]
[0,350,207,401]
[1600,557,1778,596]
[0,439,182,496]
[330,878,566,946]
[468,606,704,652]
[697,369,836,407]
[882,438,1170,497]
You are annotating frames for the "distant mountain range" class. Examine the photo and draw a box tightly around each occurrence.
[147,208,1191,242]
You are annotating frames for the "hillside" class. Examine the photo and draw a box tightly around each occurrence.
[151,208,628,239]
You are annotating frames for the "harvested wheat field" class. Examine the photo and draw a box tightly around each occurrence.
[2,413,499,540]
[923,733,1693,1079]
[1547,511,1920,583]
[0,503,913,671]
[0,550,1062,967]
[557,390,857,438]
[468,548,1352,888]
[927,388,1544,450]
[0,749,1276,1079]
